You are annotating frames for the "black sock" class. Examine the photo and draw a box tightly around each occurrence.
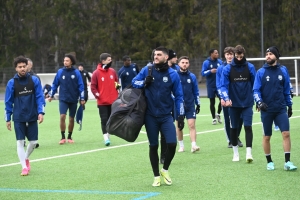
[285,153,290,163]
[230,128,238,146]
[244,126,253,147]
[61,131,65,139]
[68,132,72,139]
[149,145,159,176]
[266,154,272,163]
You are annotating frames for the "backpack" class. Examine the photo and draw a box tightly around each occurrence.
[106,65,152,142]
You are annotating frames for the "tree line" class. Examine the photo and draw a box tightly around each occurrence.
[0,0,299,80]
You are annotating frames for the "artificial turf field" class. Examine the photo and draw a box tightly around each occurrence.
[0,97,300,200]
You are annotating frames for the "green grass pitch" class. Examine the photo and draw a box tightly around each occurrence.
[0,97,300,200]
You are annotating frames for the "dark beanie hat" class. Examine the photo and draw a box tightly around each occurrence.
[168,49,177,60]
[65,54,76,65]
[266,46,280,59]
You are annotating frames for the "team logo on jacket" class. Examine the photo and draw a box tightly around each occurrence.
[163,77,168,82]
[101,77,104,81]
[278,75,282,80]
[126,72,129,75]
[84,73,86,76]
[133,68,136,71]
[71,75,75,79]
[110,75,113,79]
[266,76,270,81]
[217,63,220,66]
[187,79,191,83]
[62,75,65,79]
[210,64,213,68]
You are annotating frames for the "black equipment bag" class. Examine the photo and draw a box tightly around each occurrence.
[106,65,152,142]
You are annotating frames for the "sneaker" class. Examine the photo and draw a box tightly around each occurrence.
[105,139,110,146]
[25,159,30,172]
[228,142,232,148]
[237,138,243,147]
[216,114,222,124]
[267,162,275,171]
[246,154,253,163]
[152,177,161,187]
[212,119,217,125]
[232,154,239,162]
[35,143,39,148]
[178,147,184,152]
[67,139,74,143]
[191,145,200,153]
[59,139,66,145]
[274,125,279,131]
[21,168,29,176]
[284,161,297,171]
[160,169,172,185]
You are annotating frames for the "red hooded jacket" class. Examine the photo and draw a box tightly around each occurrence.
[91,63,118,105]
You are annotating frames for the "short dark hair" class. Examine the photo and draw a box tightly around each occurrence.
[13,56,28,68]
[65,54,76,65]
[77,63,84,67]
[234,45,246,54]
[224,47,234,54]
[122,55,131,61]
[209,49,218,55]
[155,46,169,55]
[178,56,189,63]
[99,53,111,62]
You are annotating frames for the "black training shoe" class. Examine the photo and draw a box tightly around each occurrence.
[237,138,243,147]
[35,143,39,148]
[228,142,232,148]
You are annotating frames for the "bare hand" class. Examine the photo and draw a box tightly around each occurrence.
[38,114,44,124]
[48,97,52,102]
[80,100,86,105]
[6,121,11,131]
[221,99,226,106]
[211,69,217,73]
[225,100,232,107]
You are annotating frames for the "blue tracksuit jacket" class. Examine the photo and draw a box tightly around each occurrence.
[221,59,256,107]
[253,63,292,112]
[49,66,84,103]
[201,57,222,89]
[177,70,200,108]
[216,61,227,99]
[118,64,139,90]
[5,74,45,122]
[132,64,184,117]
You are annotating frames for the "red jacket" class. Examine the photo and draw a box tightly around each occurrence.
[91,63,118,105]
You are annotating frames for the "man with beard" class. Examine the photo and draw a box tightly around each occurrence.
[253,46,297,171]
[132,46,185,187]
[221,45,256,163]
[48,54,85,144]
[91,53,119,146]
[5,56,45,175]
[176,56,200,153]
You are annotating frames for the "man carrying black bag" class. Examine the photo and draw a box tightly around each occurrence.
[132,46,185,187]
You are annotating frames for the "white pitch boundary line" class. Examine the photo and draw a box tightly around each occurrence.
[0,116,299,168]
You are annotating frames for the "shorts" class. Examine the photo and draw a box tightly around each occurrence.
[14,121,38,141]
[175,106,196,120]
[229,106,253,128]
[59,100,77,118]
[261,109,289,136]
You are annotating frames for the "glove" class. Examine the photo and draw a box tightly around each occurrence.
[290,91,294,98]
[177,115,185,131]
[115,82,121,90]
[257,101,268,112]
[195,105,200,114]
[288,106,292,118]
[145,75,154,86]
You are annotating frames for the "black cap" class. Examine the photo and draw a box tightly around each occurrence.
[266,46,281,59]
[168,49,177,60]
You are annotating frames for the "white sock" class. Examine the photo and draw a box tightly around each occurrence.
[191,142,197,147]
[233,146,239,155]
[25,140,37,159]
[162,168,168,172]
[17,140,27,169]
[103,133,109,141]
[246,147,252,155]
[178,140,184,148]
